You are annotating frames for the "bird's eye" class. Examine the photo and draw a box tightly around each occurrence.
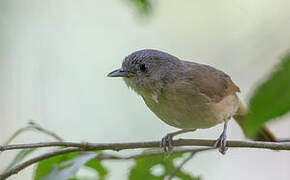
[139,64,147,72]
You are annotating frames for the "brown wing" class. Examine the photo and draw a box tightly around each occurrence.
[180,61,240,102]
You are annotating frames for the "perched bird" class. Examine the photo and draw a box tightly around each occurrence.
[108,49,276,154]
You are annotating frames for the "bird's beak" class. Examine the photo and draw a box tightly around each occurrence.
[107,68,132,78]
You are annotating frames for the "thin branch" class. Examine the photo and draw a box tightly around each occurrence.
[4,126,35,145]
[27,121,63,141]
[168,152,196,180]
[0,147,81,180]
[0,121,64,175]
[277,138,290,142]
[97,147,213,160]
[1,139,290,152]
[3,121,62,146]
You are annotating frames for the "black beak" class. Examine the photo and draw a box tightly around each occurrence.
[107,68,132,77]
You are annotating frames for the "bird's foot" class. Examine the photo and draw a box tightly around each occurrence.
[160,133,174,153]
[214,132,228,155]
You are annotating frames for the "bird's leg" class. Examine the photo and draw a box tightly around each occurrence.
[214,120,229,155]
[161,129,196,153]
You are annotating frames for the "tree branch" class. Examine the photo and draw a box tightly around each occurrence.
[1,139,290,152]
[1,139,290,179]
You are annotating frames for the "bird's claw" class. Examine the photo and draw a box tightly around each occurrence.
[214,133,228,155]
[160,133,174,153]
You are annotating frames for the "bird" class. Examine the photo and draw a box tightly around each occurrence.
[107,49,276,154]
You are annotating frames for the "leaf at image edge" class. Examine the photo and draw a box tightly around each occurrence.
[244,53,290,137]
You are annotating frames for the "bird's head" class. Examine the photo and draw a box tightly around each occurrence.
[108,49,183,96]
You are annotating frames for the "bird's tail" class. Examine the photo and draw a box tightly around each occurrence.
[233,100,277,142]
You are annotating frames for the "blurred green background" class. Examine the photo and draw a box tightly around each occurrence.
[1,0,290,179]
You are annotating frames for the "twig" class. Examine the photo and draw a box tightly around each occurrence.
[97,147,213,160]
[0,122,63,175]
[3,121,62,146]
[4,126,35,145]
[168,152,195,180]
[27,121,63,141]
[0,147,81,180]
[1,139,290,152]
[277,138,290,142]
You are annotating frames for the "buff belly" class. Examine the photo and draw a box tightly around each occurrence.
[142,93,239,129]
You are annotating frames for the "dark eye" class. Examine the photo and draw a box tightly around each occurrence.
[139,64,147,72]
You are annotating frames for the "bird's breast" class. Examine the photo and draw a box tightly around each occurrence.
[142,91,239,129]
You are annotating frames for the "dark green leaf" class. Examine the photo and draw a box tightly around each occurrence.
[34,152,107,180]
[129,151,200,180]
[38,153,97,180]
[85,155,108,180]
[34,152,79,180]
[244,53,290,137]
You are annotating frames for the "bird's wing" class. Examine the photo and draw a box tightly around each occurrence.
[171,61,240,103]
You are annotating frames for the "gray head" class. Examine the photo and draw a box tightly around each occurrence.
[108,49,183,95]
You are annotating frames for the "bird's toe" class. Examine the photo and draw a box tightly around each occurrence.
[214,133,228,155]
[160,134,174,153]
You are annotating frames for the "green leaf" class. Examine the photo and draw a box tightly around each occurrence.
[129,0,152,14]
[244,53,290,137]
[85,155,108,180]
[34,152,107,180]
[41,153,97,180]
[129,151,200,180]
[34,152,79,180]
[3,148,36,172]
